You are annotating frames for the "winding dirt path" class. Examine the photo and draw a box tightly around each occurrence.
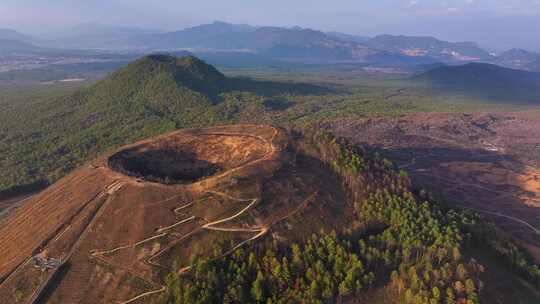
[90,126,281,304]
[92,190,266,304]
[457,205,540,235]
[413,171,540,236]
[103,187,317,304]
[11,126,288,303]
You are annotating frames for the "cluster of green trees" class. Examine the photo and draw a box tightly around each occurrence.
[162,235,376,304]
[311,131,484,303]
[358,191,482,304]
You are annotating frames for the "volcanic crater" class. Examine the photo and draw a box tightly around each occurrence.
[107,130,273,184]
[0,124,353,304]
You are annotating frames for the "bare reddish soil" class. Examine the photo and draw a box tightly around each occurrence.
[326,112,540,262]
[0,124,353,303]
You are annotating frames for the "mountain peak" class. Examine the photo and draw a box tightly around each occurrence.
[174,55,227,82]
[212,20,232,26]
[191,21,257,33]
[103,54,227,102]
[135,54,225,78]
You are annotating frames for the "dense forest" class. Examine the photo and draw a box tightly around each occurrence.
[160,130,539,304]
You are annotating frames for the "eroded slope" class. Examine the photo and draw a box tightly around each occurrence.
[0,124,353,303]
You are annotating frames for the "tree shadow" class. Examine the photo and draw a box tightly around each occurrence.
[33,262,71,304]
[226,77,334,97]
[0,179,48,201]
[262,98,293,111]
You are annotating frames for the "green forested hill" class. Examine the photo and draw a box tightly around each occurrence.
[0,54,328,195]
[414,63,540,103]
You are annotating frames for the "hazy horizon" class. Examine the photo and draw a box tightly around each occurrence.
[1,0,540,51]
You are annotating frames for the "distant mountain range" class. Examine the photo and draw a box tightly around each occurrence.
[124,22,483,64]
[3,21,540,70]
[415,62,540,103]
[128,21,256,50]
[0,22,478,65]
[125,22,380,63]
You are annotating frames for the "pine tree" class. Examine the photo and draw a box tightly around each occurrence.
[291,243,303,269]
[251,271,266,303]
[432,286,440,301]
[338,281,350,296]
[446,287,456,304]
[309,280,320,300]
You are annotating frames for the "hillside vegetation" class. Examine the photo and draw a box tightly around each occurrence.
[160,129,540,304]
[1,55,531,197]
[0,54,331,195]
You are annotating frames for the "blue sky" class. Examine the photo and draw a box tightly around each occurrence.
[1,0,540,51]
